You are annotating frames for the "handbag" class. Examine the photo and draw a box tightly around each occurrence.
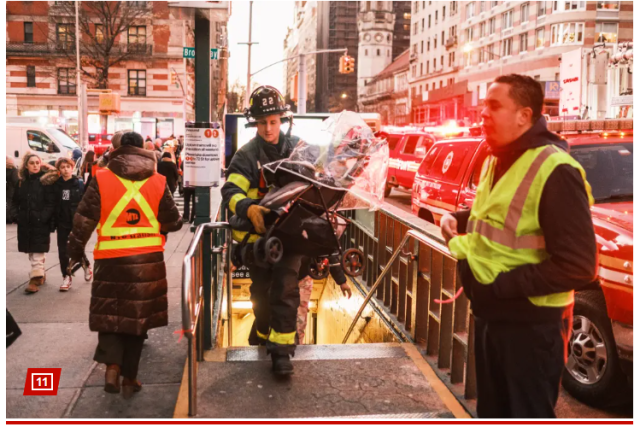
[6,309,22,348]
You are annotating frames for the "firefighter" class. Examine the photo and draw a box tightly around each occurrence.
[441,75,598,417]
[221,85,301,375]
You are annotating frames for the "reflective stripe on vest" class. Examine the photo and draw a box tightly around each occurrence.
[94,169,166,259]
[448,144,593,308]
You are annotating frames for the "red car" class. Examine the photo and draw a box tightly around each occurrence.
[411,130,633,406]
[382,124,480,197]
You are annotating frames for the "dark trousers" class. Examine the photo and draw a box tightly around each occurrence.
[57,226,89,278]
[474,316,571,418]
[94,332,146,379]
[248,254,303,356]
[183,188,196,222]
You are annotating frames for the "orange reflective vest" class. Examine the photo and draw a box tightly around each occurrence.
[94,168,167,260]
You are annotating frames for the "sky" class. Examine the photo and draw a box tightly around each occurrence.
[227,1,295,94]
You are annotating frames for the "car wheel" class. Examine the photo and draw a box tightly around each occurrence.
[384,183,392,198]
[418,208,435,224]
[562,290,628,407]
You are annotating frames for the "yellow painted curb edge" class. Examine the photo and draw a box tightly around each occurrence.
[402,343,472,419]
[173,361,190,418]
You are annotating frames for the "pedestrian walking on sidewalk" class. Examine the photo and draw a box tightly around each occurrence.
[42,158,92,292]
[81,150,96,191]
[67,132,183,399]
[6,156,19,224]
[157,152,179,195]
[441,75,598,418]
[10,153,56,293]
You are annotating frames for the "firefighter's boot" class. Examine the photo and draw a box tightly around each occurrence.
[271,353,293,376]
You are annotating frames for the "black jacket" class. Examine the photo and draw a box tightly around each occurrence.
[157,159,179,193]
[6,164,19,221]
[452,117,598,322]
[11,170,56,253]
[48,174,85,229]
[222,131,300,220]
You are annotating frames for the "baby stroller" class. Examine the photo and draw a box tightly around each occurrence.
[230,112,389,280]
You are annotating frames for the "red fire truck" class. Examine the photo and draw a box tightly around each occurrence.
[411,120,633,406]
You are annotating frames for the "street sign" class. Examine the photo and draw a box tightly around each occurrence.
[183,47,196,59]
[211,48,218,60]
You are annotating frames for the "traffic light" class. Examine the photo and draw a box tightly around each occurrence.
[339,55,355,74]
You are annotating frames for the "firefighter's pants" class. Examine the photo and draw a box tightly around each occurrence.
[248,254,303,356]
[474,315,571,418]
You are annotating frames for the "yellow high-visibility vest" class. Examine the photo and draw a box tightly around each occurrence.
[448,144,594,308]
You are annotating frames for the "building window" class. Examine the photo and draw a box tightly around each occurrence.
[95,24,104,44]
[502,10,513,29]
[377,48,381,56]
[551,22,585,45]
[56,24,74,50]
[365,49,368,56]
[412,65,416,78]
[421,41,424,53]
[404,12,411,20]
[479,1,484,13]
[414,22,418,35]
[502,38,512,56]
[419,84,423,94]
[554,1,586,12]
[427,40,430,51]
[27,66,36,87]
[24,22,33,44]
[413,44,417,54]
[428,15,431,28]
[451,1,457,14]
[404,24,410,31]
[434,35,437,48]
[433,58,436,68]
[536,27,545,48]
[537,1,546,16]
[441,55,444,66]
[465,2,475,19]
[480,22,486,38]
[387,49,390,57]
[521,3,529,23]
[421,18,425,32]
[596,22,618,43]
[491,1,498,7]
[489,17,496,34]
[128,26,146,51]
[128,70,146,96]
[440,81,443,88]
[427,61,430,74]
[597,1,619,10]
[420,63,424,75]
[443,6,446,20]
[520,33,528,52]
[432,82,436,90]
[465,27,474,43]
[58,68,76,94]
[435,10,438,24]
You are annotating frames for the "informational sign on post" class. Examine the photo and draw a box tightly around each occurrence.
[184,122,223,187]
[560,49,583,120]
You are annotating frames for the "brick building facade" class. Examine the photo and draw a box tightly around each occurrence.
[6,1,229,138]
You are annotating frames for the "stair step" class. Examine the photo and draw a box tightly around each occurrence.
[226,343,406,362]
[302,411,455,419]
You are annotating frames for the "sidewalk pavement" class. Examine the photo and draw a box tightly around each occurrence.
[6,223,193,418]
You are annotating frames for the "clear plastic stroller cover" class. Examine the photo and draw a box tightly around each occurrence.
[263,111,389,210]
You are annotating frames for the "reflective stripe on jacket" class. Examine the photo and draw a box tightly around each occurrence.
[448,145,594,308]
[94,168,167,259]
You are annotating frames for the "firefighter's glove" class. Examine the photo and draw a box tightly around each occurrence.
[247,205,270,234]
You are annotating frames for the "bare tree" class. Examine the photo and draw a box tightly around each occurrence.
[38,1,152,89]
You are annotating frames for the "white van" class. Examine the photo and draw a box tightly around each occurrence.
[7,123,80,165]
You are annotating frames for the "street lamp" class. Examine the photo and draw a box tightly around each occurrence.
[463,43,503,76]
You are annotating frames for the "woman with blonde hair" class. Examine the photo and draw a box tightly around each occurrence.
[10,153,56,293]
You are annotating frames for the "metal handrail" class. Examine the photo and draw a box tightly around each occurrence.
[182,221,232,417]
[343,229,453,344]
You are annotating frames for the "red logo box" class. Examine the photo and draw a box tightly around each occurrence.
[23,368,62,396]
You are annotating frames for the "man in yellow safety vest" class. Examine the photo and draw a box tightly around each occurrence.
[441,74,598,418]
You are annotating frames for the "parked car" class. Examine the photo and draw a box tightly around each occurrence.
[6,123,80,166]
[382,124,480,198]
[411,130,633,406]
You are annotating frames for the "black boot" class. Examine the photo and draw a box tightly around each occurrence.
[271,353,293,376]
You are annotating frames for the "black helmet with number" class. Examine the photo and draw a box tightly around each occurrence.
[244,85,291,127]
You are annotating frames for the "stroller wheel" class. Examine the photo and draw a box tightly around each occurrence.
[308,257,330,280]
[265,237,284,264]
[342,249,365,277]
[240,245,254,267]
[253,237,269,268]
[231,244,244,268]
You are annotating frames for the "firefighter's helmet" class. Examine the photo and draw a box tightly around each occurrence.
[244,85,291,127]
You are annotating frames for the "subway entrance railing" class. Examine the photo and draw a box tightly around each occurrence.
[181,189,475,416]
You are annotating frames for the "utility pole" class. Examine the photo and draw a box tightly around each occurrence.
[75,0,85,148]
[238,1,258,109]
